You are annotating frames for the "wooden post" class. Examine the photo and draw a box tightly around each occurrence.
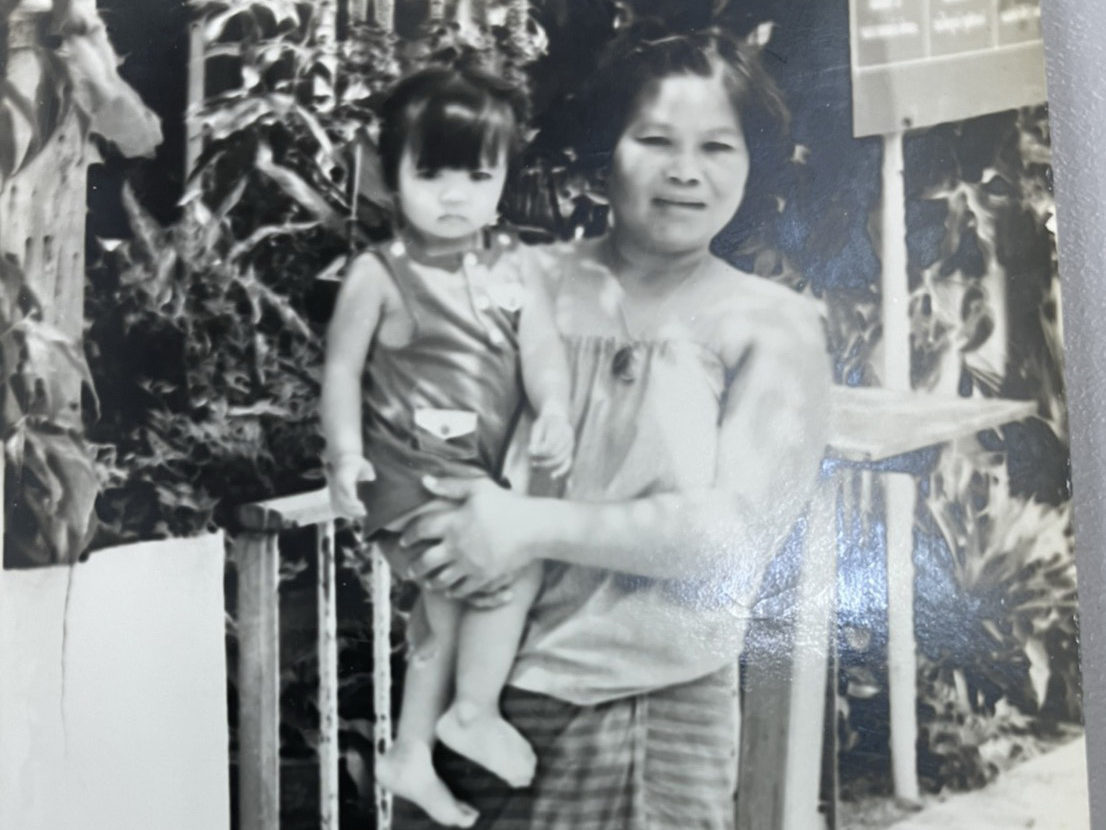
[317,522,340,830]
[235,532,282,830]
[347,0,369,25]
[373,0,394,31]
[880,132,921,806]
[315,0,338,45]
[780,482,839,830]
[738,482,838,830]
[186,21,205,179]
[372,542,394,830]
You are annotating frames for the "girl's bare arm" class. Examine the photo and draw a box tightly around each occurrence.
[320,253,388,461]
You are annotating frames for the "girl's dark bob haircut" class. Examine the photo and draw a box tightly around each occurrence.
[377,65,529,192]
[572,21,790,174]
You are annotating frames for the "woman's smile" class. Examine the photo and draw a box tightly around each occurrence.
[652,197,708,210]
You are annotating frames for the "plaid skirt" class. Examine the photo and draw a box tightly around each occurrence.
[393,664,739,829]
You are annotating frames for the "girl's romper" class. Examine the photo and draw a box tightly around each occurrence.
[355,232,527,566]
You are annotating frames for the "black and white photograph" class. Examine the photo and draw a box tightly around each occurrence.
[0,1,1092,829]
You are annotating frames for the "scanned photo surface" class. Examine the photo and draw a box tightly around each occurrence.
[0,1,1089,829]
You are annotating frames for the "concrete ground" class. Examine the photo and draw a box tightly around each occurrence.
[887,737,1090,830]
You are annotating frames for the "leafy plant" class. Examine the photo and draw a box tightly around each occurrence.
[85,182,326,540]
[917,443,1079,720]
[0,254,98,566]
[1,0,161,564]
[1,0,161,189]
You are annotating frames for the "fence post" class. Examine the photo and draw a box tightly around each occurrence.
[373,0,394,31]
[235,532,282,830]
[372,542,394,829]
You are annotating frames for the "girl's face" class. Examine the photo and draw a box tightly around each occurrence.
[396,145,508,242]
[608,72,749,258]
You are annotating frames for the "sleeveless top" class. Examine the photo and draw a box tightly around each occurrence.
[356,232,527,535]
[504,239,830,706]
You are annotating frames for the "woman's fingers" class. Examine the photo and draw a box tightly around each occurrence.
[406,542,453,582]
[420,474,479,501]
[423,563,468,592]
[400,508,452,549]
[459,585,515,608]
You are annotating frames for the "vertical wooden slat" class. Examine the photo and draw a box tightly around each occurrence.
[317,522,340,830]
[314,0,339,48]
[780,482,839,830]
[879,131,921,806]
[738,612,792,829]
[372,0,394,31]
[186,21,205,179]
[347,0,370,25]
[372,542,393,830]
[236,532,282,830]
[885,472,921,804]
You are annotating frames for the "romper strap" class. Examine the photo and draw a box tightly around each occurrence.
[370,239,423,332]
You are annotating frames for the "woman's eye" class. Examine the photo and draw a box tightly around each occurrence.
[636,135,671,147]
[703,141,735,153]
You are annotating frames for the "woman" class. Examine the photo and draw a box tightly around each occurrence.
[396,24,832,829]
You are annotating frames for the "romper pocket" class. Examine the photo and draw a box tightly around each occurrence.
[412,408,479,461]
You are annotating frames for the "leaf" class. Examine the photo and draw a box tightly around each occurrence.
[253,141,345,233]
[1,79,42,173]
[228,220,319,263]
[59,15,162,157]
[200,94,291,142]
[314,254,347,283]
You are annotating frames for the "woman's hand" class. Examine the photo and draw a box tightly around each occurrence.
[401,476,537,598]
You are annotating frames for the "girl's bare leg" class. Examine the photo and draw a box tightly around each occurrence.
[376,586,478,827]
[435,561,544,787]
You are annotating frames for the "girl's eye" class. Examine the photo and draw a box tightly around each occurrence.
[469,170,494,182]
[636,135,672,147]
[703,141,736,153]
[416,169,441,180]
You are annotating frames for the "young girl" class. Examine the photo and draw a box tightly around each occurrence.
[320,67,574,827]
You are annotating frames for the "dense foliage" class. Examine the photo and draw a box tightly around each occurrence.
[1,0,160,565]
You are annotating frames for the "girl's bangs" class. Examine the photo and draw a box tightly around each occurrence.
[407,96,513,172]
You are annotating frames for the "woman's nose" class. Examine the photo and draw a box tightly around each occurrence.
[665,151,701,185]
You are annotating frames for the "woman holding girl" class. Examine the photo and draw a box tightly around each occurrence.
[394,23,833,829]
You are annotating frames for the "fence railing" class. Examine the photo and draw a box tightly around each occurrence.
[233,489,393,830]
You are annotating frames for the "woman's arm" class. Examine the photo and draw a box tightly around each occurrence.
[404,294,832,596]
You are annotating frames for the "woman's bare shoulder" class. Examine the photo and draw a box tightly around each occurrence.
[702,258,822,325]
[700,258,826,364]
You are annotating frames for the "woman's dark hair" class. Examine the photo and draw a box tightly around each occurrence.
[377,66,529,192]
[572,21,790,174]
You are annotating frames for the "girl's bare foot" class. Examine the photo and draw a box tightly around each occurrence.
[376,739,478,827]
[436,702,537,788]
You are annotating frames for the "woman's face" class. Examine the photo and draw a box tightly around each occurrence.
[608,72,749,258]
